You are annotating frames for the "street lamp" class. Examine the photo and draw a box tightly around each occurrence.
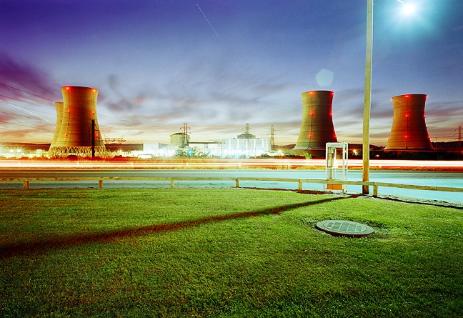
[361,0,418,194]
[400,2,418,17]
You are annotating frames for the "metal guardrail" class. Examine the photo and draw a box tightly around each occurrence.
[1,176,462,197]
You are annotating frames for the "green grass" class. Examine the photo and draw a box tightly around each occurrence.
[0,188,462,317]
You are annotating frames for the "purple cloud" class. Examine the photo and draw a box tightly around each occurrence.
[0,53,56,102]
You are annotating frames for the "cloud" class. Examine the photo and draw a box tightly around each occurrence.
[100,60,296,133]
[0,53,56,102]
[0,110,15,124]
[427,100,463,118]
[104,74,141,111]
[0,123,52,141]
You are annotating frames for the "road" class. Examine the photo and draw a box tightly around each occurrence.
[0,169,462,205]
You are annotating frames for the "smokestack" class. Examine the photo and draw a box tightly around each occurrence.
[386,94,432,151]
[294,90,337,150]
[49,86,106,157]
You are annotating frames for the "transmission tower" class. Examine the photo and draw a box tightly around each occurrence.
[459,125,462,149]
[180,123,190,147]
[270,124,275,148]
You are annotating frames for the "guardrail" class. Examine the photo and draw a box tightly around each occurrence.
[1,176,462,197]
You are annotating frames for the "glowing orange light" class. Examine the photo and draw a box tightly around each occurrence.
[309,91,315,95]
[65,87,70,91]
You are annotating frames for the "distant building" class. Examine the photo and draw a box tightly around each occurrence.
[140,143,176,158]
[170,132,189,148]
[222,124,271,158]
[188,142,223,157]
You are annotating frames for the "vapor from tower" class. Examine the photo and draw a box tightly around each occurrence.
[294,90,337,150]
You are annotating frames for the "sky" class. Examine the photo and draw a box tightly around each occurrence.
[0,0,462,145]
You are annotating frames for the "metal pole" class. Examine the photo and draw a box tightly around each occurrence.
[91,119,95,159]
[362,0,374,195]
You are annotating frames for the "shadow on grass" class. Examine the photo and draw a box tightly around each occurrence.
[0,196,349,259]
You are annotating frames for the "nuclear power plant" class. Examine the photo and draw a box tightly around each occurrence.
[386,94,433,151]
[4,84,458,160]
[294,90,337,150]
[48,86,106,157]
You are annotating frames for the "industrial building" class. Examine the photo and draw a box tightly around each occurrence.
[188,142,223,157]
[49,86,106,157]
[162,124,270,158]
[386,94,433,151]
[222,124,271,158]
[170,132,189,149]
[294,90,337,150]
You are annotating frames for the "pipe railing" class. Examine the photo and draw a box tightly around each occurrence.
[1,176,462,197]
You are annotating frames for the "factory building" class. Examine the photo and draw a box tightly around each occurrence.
[170,132,189,149]
[188,142,223,157]
[222,124,271,158]
[49,86,106,157]
[294,90,337,150]
[165,124,270,158]
[386,94,433,151]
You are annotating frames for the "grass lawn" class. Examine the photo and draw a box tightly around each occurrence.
[0,188,462,317]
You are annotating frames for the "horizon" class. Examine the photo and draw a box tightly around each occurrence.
[1,0,462,145]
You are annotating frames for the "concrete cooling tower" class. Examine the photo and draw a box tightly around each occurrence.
[294,90,337,150]
[49,86,106,157]
[51,101,63,145]
[385,94,432,151]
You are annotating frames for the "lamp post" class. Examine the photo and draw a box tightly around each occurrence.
[361,0,418,194]
[362,0,373,195]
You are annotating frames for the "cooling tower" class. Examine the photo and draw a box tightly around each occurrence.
[294,90,337,150]
[49,86,106,157]
[50,101,63,145]
[385,94,432,151]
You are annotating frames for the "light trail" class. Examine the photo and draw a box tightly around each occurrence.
[0,159,461,170]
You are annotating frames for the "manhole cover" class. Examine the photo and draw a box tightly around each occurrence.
[315,220,374,237]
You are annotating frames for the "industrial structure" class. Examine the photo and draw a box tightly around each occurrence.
[385,94,433,151]
[51,101,64,145]
[294,90,337,150]
[3,79,463,160]
[48,86,106,157]
[222,124,270,158]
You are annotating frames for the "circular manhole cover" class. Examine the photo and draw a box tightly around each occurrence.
[315,220,374,237]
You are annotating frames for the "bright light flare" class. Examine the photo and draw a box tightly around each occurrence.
[400,2,418,17]
[0,159,462,170]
